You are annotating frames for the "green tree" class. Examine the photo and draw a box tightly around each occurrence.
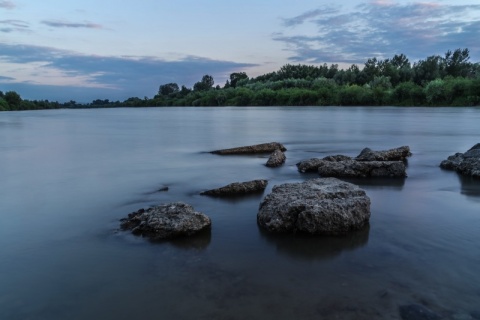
[229,72,248,88]
[361,58,381,84]
[391,81,425,105]
[424,79,446,104]
[193,75,214,91]
[444,48,471,78]
[4,91,22,110]
[0,97,8,111]
[159,83,179,96]
[413,55,444,85]
[339,85,370,106]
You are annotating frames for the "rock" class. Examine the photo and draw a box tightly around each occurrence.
[200,179,268,197]
[323,154,353,162]
[297,155,352,173]
[399,304,442,320]
[120,202,211,240]
[211,142,287,155]
[356,146,412,161]
[440,143,480,178]
[257,178,371,235]
[317,159,407,178]
[471,310,480,319]
[266,149,286,167]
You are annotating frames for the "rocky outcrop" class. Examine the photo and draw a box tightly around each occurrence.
[257,178,371,235]
[266,149,286,167]
[200,179,268,197]
[355,146,412,161]
[297,155,351,173]
[440,143,480,178]
[317,159,407,178]
[211,142,287,155]
[296,146,411,174]
[120,202,211,240]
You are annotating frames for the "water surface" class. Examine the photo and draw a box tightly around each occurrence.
[1,106,479,319]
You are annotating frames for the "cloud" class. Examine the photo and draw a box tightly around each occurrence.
[0,75,14,81]
[0,19,29,33]
[0,43,257,102]
[0,1,15,9]
[275,2,480,64]
[41,20,103,29]
[282,7,340,27]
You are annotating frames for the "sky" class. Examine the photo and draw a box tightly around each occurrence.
[1,0,480,102]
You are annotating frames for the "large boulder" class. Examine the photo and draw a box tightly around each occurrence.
[297,155,351,173]
[266,149,286,167]
[355,146,412,161]
[200,179,268,197]
[257,178,371,235]
[440,143,480,178]
[317,159,407,178]
[211,142,286,155]
[120,202,211,240]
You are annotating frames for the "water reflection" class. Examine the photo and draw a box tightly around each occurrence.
[199,192,266,204]
[258,224,370,261]
[166,229,212,250]
[116,227,212,250]
[340,177,406,190]
[457,175,480,198]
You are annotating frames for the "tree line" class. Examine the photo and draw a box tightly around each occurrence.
[1,48,479,111]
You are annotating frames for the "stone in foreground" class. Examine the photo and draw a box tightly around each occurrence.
[120,202,211,240]
[257,178,371,235]
[440,143,480,178]
[356,145,412,161]
[266,149,286,167]
[200,179,268,197]
[317,159,407,178]
[211,142,287,155]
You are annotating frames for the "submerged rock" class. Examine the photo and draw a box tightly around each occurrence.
[356,146,412,161]
[200,179,268,197]
[211,142,287,155]
[399,304,442,320]
[120,202,211,240]
[317,159,407,178]
[440,143,480,178]
[257,178,371,235]
[266,149,286,167]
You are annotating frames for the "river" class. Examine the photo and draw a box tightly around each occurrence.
[1,106,479,319]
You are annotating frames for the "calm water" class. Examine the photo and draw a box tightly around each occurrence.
[1,106,479,319]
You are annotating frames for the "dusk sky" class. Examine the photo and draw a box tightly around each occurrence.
[1,0,480,102]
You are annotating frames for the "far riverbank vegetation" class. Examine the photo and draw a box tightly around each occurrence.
[1,48,480,111]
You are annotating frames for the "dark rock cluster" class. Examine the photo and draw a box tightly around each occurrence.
[440,143,480,178]
[297,145,411,178]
